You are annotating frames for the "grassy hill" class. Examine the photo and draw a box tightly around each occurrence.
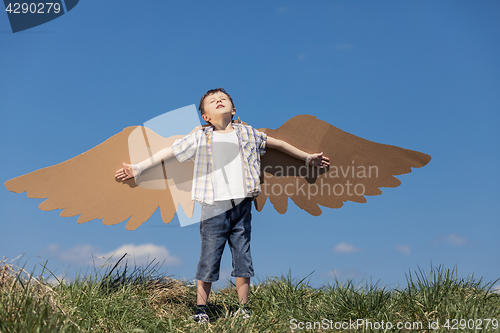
[1,257,499,332]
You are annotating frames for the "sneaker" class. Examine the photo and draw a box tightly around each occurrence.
[190,312,209,324]
[233,307,251,319]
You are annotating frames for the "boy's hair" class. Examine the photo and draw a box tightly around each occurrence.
[199,88,235,121]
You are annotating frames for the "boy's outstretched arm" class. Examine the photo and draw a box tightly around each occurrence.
[266,136,330,168]
[115,146,175,180]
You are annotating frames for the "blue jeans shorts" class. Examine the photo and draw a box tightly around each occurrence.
[196,197,254,283]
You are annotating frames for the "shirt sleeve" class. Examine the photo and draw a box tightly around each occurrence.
[253,128,268,156]
[171,130,200,163]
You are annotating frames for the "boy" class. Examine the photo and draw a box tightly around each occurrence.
[115,88,329,323]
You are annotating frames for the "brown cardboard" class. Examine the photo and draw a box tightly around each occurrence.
[255,115,431,214]
[4,126,195,230]
[5,115,430,229]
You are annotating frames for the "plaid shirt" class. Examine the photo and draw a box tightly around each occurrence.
[171,122,267,204]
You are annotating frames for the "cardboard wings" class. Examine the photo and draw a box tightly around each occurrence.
[4,115,431,230]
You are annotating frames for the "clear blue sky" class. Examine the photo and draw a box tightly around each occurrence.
[1,1,499,290]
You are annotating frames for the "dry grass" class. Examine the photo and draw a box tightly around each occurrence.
[145,276,196,317]
[0,257,57,305]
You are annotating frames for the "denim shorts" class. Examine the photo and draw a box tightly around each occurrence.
[196,197,254,282]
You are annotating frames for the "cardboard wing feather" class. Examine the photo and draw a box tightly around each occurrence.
[5,115,431,229]
[255,115,431,214]
[4,126,195,230]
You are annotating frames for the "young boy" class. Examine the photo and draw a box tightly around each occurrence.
[115,88,329,323]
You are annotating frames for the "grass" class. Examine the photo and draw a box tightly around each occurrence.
[1,258,499,333]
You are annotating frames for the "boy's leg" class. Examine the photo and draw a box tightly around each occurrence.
[235,277,250,304]
[228,198,254,306]
[195,200,233,319]
[196,202,231,292]
[197,280,212,305]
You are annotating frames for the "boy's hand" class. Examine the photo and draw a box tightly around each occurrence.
[308,152,330,168]
[115,162,140,180]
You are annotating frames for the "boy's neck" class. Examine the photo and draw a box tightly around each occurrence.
[211,117,234,133]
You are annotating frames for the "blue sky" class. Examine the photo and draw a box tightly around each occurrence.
[1,1,499,290]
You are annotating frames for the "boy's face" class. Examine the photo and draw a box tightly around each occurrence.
[202,91,235,124]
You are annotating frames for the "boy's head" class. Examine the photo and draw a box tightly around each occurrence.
[199,88,235,125]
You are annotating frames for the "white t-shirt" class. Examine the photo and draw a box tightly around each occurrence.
[211,130,247,200]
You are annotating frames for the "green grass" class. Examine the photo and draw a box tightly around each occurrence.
[1,258,499,333]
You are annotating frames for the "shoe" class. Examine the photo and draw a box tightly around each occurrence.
[233,307,251,319]
[190,312,209,324]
